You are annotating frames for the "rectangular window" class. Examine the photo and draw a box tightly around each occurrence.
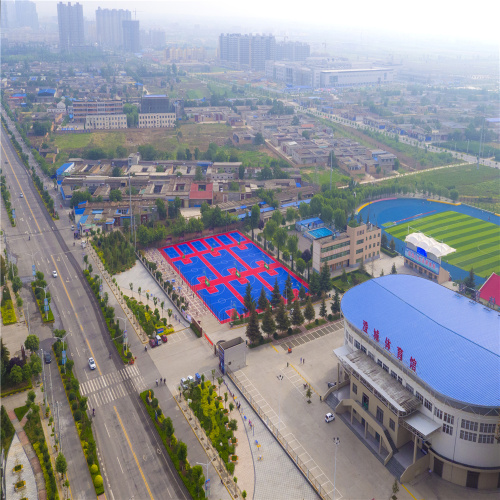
[478,434,494,444]
[397,375,402,384]
[415,392,424,404]
[352,383,357,394]
[442,424,453,435]
[348,334,353,343]
[376,407,384,423]
[354,340,361,349]
[406,383,414,395]
[389,418,395,431]
[434,407,443,419]
[460,430,477,442]
[382,363,389,373]
[356,239,364,245]
[462,420,478,432]
[390,370,397,379]
[356,248,363,254]
[377,359,383,367]
[444,413,454,425]
[368,352,375,361]
[479,423,496,433]
[424,399,433,412]
[360,345,367,354]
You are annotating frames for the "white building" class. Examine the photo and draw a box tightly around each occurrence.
[85,114,127,130]
[320,68,394,88]
[138,113,176,128]
[333,275,499,490]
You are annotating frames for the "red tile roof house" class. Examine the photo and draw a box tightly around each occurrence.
[189,183,213,207]
[478,272,500,311]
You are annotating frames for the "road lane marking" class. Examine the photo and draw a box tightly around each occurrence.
[50,254,102,376]
[113,406,154,500]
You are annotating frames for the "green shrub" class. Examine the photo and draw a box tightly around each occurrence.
[74,410,82,421]
[72,401,78,411]
[93,475,103,488]
[90,464,98,474]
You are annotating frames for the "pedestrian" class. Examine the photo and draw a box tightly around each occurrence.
[145,345,147,352]
[164,378,166,385]
[92,408,95,416]
[303,358,305,364]
[160,377,162,384]
[156,379,158,386]
[300,357,302,364]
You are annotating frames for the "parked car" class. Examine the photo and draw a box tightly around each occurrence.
[327,382,337,388]
[161,335,168,343]
[180,377,188,390]
[149,338,158,348]
[88,357,96,370]
[187,375,195,386]
[195,373,201,384]
[44,351,51,364]
[19,193,23,198]
[52,270,58,278]
[325,412,335,423]
[71,225,75,230]
[155,335,162,345]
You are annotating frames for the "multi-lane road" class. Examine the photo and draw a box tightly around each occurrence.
[1,123,190,500]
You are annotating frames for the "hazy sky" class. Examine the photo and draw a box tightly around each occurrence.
[31,0,498,44]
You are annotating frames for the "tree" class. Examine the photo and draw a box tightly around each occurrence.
[29,355,42,377]
[464,268,475,290]
[296,258,306,276]
[194,166,203,181]
[287,235,298,271]
[177,441,188,467]
[274,227,288,260]
[450,189,459,203]
[24,335,39,355]
[263,220,277,250]
[161,416,174,439]
[243,282,254,313]
[155,199,167,220]
[331,289,340,314]
[109,189,122,202]
[298,202,309,219]
[254,132,265,145]
[271,278,281,307]
[245,307,261,345]
[299,286,307,301]
[257,286,268,311]
[389,238,396,252]
[238,164,245,179]
[10,365,23,384]
[319,264,331,294]
[322,206,334,225]
[319,298,327,318]
[284,274,294,303]
[250,204,260,240]
[291,300,304,327]
[391,263,397,274]
[309,271,321,296]
[381,233,388,249]
[286,207,296,223]
[116,145,127,158]
[292,115,300,126]
[26,390,36,407]
[22,364,32,381]
[275,299,290,333]
[341,268,348,283]
[391,479,400,500]
[261,304,276,339]
[112,166,121,177]
[56,452,68,479]
[304,297,315,323]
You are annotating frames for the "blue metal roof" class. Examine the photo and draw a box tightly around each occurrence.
[297,217,322,226]
[341,275,500,407]
[56,162,74,176]
[260,207,275,213]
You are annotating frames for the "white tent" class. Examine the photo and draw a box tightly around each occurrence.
[405,232,455,258]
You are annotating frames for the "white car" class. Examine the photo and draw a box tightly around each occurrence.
[88,357,96,370]
[20,193,23,198]
[52,270,58,278]
[325,412,335,423]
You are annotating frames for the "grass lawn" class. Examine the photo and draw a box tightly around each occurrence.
[331,270,372,292]
[14,405,30,421]
[303,166,350,186]
[386,211,500,278]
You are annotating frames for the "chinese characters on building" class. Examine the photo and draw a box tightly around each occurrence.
[361,320,416,372]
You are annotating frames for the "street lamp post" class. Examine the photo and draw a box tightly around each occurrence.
[196,457,216,498]
[333,437,340,500]
[35,284,51,320]
[116,316,128,354]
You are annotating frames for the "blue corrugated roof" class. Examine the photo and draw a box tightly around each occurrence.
[341,275,500,407]
[78,215,89,227]
[56,162,74,176]
[260,207,275,213]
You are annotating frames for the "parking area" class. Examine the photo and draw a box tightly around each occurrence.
[148,317,497,500]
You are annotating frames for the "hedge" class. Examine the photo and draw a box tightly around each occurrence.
[14,404,30,421]
[31,284,55,323]
[24,407,60,500]
[1,379,32,398]
[1,405,15,453]
[140,391,206,499]
[123,294,173,338]
[52,342,104,495]
[381,246,398,257]
[1,299,17,325]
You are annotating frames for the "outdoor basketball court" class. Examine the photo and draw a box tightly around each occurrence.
[160,231,308,323]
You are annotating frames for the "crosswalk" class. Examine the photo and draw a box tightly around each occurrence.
[80,365,147,409]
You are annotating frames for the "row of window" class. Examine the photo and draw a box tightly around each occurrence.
[460,431,495,444]
[461,420,496,434]
[321,250,349,262]
[321,240,350,252]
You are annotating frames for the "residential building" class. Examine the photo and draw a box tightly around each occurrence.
[335,275,500,490]
[57,2,84,52]
[219,33,275,71]
[140,95,170,114]
[95,7,131,49]
[1,1,39,30]
[312,223,381,273]
[319,68,394,88]
[85,114,127,130]
[122,20,140,53]
[138,113,176,128]
[275,41,310,61]
[72,99,123,122]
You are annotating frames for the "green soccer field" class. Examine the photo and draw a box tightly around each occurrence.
[385,211,500,278]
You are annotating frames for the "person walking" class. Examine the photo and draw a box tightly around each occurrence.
[156,379,158,386]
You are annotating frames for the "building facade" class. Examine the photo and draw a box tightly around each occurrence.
[219,33,275,71]
[85,114,127,130]
[320,68,394,88]
[138,113,176,128]
[140,95,170,114]
[72,99,123,122]
[312,223,381,273]
[1,1,39,30]
[335,275,499,490]
[57,2,84,52]
[96,7,131,49]
[122,20,140,52]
